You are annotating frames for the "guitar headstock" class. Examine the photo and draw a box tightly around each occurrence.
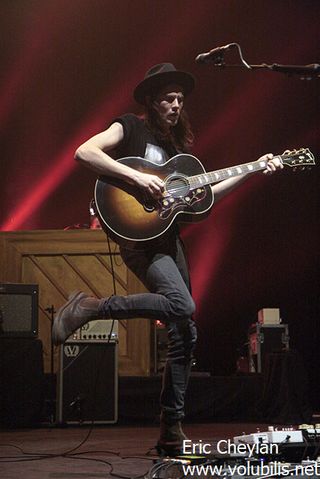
[280,148,316,169]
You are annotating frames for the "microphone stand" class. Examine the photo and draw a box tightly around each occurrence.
[45,305,56,425]
[211,62,320,79]
[200,43,320,80]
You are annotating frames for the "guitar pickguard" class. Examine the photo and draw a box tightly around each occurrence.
[158,187,207,219]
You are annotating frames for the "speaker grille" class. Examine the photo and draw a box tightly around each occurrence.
[0,283,38,337]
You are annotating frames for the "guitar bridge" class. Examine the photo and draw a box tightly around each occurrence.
[158,187,207,219]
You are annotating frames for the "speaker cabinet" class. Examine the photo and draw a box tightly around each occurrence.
[57,341,118,424]
[0,338,44,427]
[0,283,38,338]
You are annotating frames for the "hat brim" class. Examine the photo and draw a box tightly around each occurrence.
[134,70,195,105]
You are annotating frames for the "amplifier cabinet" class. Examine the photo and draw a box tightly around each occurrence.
[57,341,118,424]
[0,283,38,338]
[249,323,290,373]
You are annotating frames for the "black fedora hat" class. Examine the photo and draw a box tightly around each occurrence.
[133,63,195,105]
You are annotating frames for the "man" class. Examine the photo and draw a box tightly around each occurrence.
[52,63,282,455]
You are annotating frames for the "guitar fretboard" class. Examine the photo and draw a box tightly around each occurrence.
[188,156,281,189]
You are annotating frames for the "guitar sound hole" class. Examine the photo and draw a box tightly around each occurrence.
[166,176,190,198]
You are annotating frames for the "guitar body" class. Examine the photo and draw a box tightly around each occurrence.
[94,154,214,243]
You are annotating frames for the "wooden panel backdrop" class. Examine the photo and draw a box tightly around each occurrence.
[0,230,153,376]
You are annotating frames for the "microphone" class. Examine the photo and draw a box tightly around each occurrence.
[195,43,235,64]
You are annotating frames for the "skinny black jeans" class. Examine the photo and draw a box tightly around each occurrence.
[99,235,197,422]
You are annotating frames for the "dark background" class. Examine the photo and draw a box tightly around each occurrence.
[1,1,319,408]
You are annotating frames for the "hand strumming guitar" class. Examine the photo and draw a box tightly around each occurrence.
[131,171,165,200]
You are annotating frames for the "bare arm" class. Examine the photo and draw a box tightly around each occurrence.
[212,153,283,202]
[75,122,164,198]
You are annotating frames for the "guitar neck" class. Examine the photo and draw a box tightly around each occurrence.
[189,155,283,188]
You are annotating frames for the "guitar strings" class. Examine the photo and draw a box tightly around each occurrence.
[164,159,277,196]
[163,152,309,196]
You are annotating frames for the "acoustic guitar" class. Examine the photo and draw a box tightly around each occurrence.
[94,148,315,244]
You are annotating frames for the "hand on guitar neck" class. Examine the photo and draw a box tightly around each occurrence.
[262,153,284,175]
[212,153,283,202]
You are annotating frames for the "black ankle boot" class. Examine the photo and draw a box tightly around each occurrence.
[156,418,187,456]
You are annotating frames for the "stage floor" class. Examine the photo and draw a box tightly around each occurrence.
[0,422,275,479]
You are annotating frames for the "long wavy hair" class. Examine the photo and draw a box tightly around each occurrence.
[144,100,194,154]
